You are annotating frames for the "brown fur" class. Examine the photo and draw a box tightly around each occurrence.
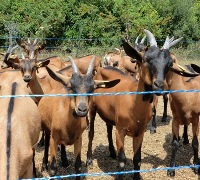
[103,48,124,67]
[87,67,152,169]
[166,69,200,175]
[0,70,41,179]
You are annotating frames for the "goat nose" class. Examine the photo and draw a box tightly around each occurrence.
[78,102,87,112]
[153,80,164,90]
[23,75,31,82]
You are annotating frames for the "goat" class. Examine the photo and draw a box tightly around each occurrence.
[0,71,41,179]
[86,29,195,179]
[16,38,45,59]
[164,57,200,176]
[0,30,19,69]
[38,56,119,178]
[103,48,124,67]
[132,35,169,133]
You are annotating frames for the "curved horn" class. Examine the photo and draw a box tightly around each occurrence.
[87,56,96,75]
[135,36,139,45]
[33,38,37,45]
[68,56,78,73]
[140,35,146,44]
[144,29,157,47]
[169,37,183,48]
[10,45,18,53]
[21,53,25,60]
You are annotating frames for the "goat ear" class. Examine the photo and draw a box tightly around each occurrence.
[38,44,46,51]
[121,39,143,63]
[5,61,20,70]
[94,79,120,89]
[190,64,200,74]
[16,38,26,49]
[170,63,199,77]
[46,66,71,86]
[36,59,50,68]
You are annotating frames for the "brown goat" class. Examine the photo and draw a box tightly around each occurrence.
[0,71,41,179]
[165,62,200,176]
[0,34,19,70]
[38,56,119,178]
[16,38,45,59]
[103,48,124,67]
[86,29,194,179]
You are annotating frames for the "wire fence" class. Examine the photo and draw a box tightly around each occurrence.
[0,36,200,59]
[0,89,198,179]
[0,36,200,179]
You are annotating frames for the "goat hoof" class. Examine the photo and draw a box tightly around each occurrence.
[49,169,57,176]
[167,169,175,177]
[192,165,200,174]
[62,161,70,168]
[133,173,141,180]
[161,116,167,122]
[86,159,93,167]
[37,140,44,148]
[183,139,189,145]
[110,153,117,159]
[150,129,156,134]
[41,163,48,172]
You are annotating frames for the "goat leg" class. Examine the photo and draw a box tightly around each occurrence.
[161,94,168,122]
[167,135,179,177]
[192,118,200,174]
[106,123,117,158]
[116,128,126,180]
[150,105,157,134]
[182,125,189,145]
[49,136,58,176]
[61,144,69,167]
[86,106,96,167]
[37,130,45,147]
[41,132,50,171]
[74,136,82,180]
[132,135,144,180]
[32,148,37,177]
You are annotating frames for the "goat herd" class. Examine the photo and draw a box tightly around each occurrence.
[0,29,200,180]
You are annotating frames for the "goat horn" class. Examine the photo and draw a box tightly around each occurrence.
[28,38,31,44]
[21,53,25,60]
[135,36,139,45]
[177,64,188,72]
[33,38,37,45]
[169,36,174,43]
[8,30,13,46]
[140,35,146,44]
[10,45,18,53]
[169,37,183,48]
[68,56,78,74]
[162,36,170,49]
[87,56,96,75]
[144,29,157,47]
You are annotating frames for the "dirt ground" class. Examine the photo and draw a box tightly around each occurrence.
[35,96,199,180]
